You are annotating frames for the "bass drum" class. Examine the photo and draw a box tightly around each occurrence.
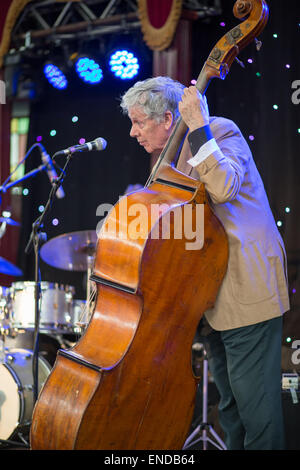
[0,348,51,440]
[5,331,64,368]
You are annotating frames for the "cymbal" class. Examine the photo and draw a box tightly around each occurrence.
[40,230,97,271]
[0,216,20,226]
[0,256,23,276]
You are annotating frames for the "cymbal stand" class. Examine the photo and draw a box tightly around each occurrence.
[0,220,7,240]
[183,346,227,451]
[0,296,11,364]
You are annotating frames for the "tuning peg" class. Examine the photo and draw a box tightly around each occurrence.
[255,38,262,51]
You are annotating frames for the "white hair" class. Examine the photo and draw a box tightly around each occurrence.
[120,76,185,122]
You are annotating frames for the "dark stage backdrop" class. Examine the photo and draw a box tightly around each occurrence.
[17,1,300,312]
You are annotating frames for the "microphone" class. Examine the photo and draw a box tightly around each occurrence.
[39,144,65,199]
[55,137,107,157]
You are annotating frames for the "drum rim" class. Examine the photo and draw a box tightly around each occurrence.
[10,322,78,332]
[11,281,75,291]
[0,361,24,439]
[0,348,52,440]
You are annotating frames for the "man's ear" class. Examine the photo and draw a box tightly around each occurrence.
[164,110,174,130]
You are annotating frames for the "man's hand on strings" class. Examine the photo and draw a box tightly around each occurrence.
[179,86,210,131]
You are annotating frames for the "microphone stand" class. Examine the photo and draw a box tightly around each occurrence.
[0,164,47,194]
[0,165,48,220]
[0,142,46,206]
[24,153,72,404]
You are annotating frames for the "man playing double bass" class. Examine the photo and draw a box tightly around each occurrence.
[120,76,290,450]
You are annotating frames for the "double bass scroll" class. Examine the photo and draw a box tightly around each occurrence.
[147,0,269,187]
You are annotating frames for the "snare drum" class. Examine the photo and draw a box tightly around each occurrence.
[0,348,51,440]
[11,282,74,333]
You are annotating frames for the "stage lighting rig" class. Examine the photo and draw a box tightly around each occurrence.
[74,55,103,84]
[108,49,139,80]
[43,62,68,90]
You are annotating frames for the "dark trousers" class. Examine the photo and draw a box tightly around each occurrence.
[202,316,285,450]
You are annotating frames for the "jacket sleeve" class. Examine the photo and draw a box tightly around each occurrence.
[192,117,251,204]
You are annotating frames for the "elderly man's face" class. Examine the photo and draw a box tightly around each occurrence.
[128,106,173,157]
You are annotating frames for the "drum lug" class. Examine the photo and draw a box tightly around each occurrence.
[6,353,15,362]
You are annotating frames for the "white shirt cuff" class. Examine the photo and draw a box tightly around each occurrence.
[187,138,219,168]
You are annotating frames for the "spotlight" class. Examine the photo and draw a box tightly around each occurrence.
[74,56,103,84]
[43,63,68,90]
[109,49,139,80]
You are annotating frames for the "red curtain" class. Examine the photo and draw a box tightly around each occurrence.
[0,1,13,37]
[138,0,183,51]
[0,1,15,285]
[146,0,174,28]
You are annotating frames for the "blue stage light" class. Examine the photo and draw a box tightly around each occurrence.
[75,57,103,84]
[43,64,68,89]
[109,50,139,80]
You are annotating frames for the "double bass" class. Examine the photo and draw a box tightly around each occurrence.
[30,0,269,450]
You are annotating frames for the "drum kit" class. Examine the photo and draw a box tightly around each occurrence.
[0,219,98,447]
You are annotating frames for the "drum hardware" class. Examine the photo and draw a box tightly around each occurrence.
[40,230,97,272]
[0,210,20,242]
[0,348,51,444]
[183,344,227,451]
[0,287,14,362]
[71,298,92,333]
[0,257,23,277]
[0,435,29,449]
[0,211,23,276]
[0,337,5,364]
[0,283,84,446]
[10,281,76,333]
[40,229,98,328]
[5,330,71,368]
[0,214,21,226]
[86,255,94,326]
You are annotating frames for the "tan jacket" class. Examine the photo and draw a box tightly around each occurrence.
[177,116,290,331]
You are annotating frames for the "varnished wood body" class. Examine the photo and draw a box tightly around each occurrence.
[30,177,228,450]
